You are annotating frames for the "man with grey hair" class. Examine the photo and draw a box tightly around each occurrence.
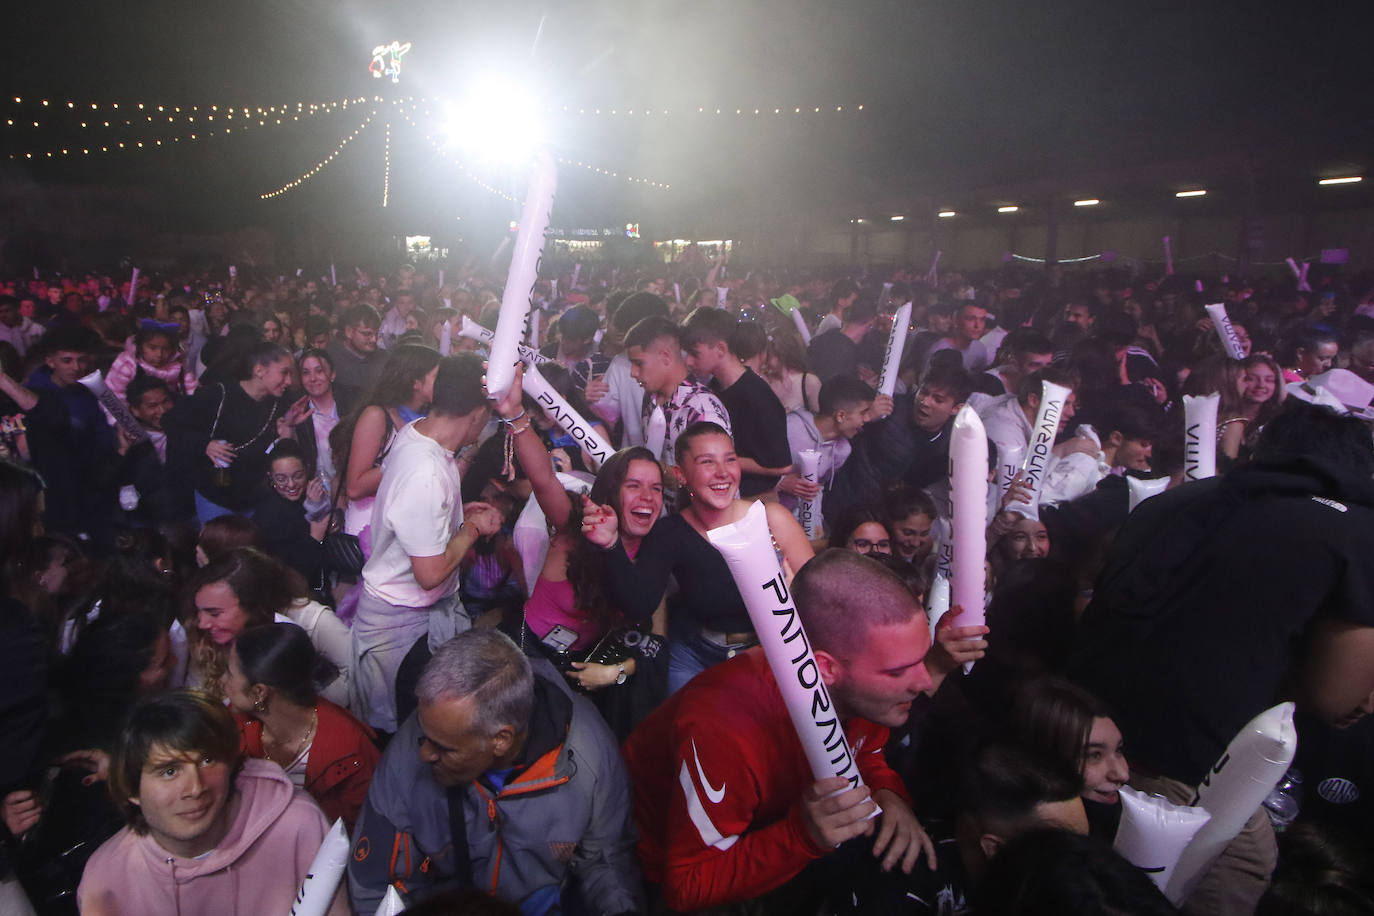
[347,628,642,915]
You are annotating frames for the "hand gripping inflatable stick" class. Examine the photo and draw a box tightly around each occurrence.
[708,502,878,812]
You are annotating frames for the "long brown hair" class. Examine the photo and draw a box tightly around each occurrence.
[566,447,663,631]
[1010,676,1115,774]
[184,548,305,697]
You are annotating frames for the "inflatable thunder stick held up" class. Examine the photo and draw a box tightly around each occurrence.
[1165,702,1298,904]
[521,363,613,470]
[1011,380,1072,521]
[796,449,821,540]
[877,302,912,398]
[438,320,452,356]
[1204,303,1246,360]
[79,370,149,446]
[486,150,557,402]
[948,405,988,633]
[289,818,349,916]
[1127,476,1170,511]
[459,315,551,365]
[997,443,1025,500]
[708,502,877,808]
[925,573,950,646]
[791,307,812,344]
[1181,393,1219,481]
[1113,787,1211,893]
[373,886,406,916]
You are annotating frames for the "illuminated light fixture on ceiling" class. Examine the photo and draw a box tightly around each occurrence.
[1073,198,1100,207]
[890,215,904,221]
[997,205,1019,213]
[938,210,956,218]
[1175,189,1207,198]
[1318,176,1362,185]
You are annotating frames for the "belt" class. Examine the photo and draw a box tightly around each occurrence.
[698,627,758,649]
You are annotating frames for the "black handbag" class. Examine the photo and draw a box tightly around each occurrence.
[321,490,365,575]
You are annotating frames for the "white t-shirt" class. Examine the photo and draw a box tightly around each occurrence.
[595,353,646,449]
[362,423,464,607]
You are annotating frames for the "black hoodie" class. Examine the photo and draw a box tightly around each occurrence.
[1069,452,1374,785]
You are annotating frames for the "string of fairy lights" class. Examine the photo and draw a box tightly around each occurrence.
[3,96,379,161]
[382,122,392,208]
[548,103,866,117]
[260,109,376,199]
[4,95,374,128]
[4,86,864,201]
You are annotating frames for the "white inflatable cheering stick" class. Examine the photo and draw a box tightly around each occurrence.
[1286,257,1311,293]
[997,443,1025,500]
[1165,702,1298,904]
[791,307,812,344]
[876,302,912,397]
[949,405,988,627]
[1012,380,1072,520]
[289,818,349,916]
[79,370,149,445]
[459,315,550,365]
[949,406,988,670]
[1181,393,1219,481]
[795,449,821,540]
[1127,476,1170,511]
[708,502,877,811]
[521,363,613,470]
[1113,788,1211,892]
[925,573,950,646]
[486,149,557,402]
[373,886,406,916]
[1204,304,1246,360]
[925,250,943,285]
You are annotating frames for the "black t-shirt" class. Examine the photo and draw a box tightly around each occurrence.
[602,513,751,634]
[1292,710,1374,840]
[1069,455,1374,785]
[807,329,858,384]
[716,368,791,497]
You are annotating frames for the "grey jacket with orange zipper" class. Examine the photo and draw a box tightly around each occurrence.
[347,662,642,915]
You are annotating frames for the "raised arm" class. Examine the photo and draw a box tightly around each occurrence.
[495,373,573,529]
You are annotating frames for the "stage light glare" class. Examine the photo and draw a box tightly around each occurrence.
[440,76,545,165]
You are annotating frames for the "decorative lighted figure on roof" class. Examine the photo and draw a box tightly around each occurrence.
[369,41,412,84]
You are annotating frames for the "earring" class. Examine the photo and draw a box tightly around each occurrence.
[252,696,267,713]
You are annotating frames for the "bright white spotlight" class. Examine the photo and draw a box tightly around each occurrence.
[440,75,545,166]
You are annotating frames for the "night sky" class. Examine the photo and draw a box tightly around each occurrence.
[3,0,1370,243]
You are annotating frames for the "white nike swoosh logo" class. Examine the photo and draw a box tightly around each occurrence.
[692,739,725,804]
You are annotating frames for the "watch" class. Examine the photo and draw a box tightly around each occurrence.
[614,663,628,686]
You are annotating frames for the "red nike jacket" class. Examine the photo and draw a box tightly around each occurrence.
[621,648,910,911]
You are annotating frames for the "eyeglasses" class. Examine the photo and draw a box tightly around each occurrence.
[850,539,891,553]
[271,472,307,485]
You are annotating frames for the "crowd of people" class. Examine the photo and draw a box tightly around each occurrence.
[0,248,1372,915]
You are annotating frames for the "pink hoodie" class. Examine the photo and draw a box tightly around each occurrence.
[77,759,348,915]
